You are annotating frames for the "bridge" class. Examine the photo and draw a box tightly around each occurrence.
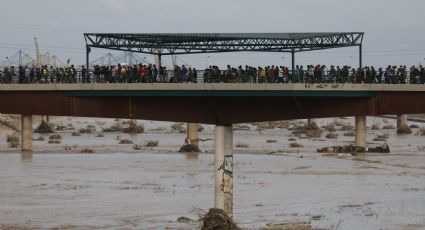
[0,83,422,215]
[3,32,419,218]
[0,83,423,124]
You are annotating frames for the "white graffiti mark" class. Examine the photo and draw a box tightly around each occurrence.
[218,155,233,196]
[218,155,233,176]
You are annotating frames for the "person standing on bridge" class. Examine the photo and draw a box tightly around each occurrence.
[274,66,279,83]
[49,66,56,83]
[153,65,158,83]
[18,66,25,84]
[81,65,87,83]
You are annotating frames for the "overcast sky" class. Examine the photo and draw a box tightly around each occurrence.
[1,0,425,68]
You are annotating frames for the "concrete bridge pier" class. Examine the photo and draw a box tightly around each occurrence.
[397,114,408,128]
[214,125,233,217]
[186,123,199,146]
[21,115,33,153]
[307,119,317,126]
[355,116,367,148]
[396,114,412,134]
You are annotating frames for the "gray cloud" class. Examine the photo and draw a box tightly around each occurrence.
[1,0,424,67]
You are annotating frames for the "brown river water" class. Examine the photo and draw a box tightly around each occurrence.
[1,117,425,229]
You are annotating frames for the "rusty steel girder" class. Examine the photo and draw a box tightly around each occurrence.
[0,90,424,125]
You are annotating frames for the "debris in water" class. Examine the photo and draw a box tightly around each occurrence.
[409,124,419,129]
[35,120,53,133]
[261,221,318,230]
[368,143,390,153]
[200,208,240,230]
[177,216,194,223]
[317,145,365,154]
[179,144,200,153]
[397,125,412,134]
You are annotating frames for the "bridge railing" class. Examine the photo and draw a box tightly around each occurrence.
[1,69,425,84]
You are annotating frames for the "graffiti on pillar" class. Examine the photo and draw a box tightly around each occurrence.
[218,155,233,177]
[218,155,233,195]
[218,154,233,214]
[224,197,233,215]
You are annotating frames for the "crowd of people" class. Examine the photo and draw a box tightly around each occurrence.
[203,65,425,84]
[1,64,425,84]
[0,65,79,84]
[0,64,199,84]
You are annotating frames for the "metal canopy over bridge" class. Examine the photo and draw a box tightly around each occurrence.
[83,32,364,76]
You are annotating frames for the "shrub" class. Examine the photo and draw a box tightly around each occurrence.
[397,125,412,134]
[72,132,81,136]
[326,132,338,139]
[269,120,292,129]
[7,133,19,148]
[48,139,61,144]
[66,124,75,130]
[149,127,167,132]
[119,139,133,144]
[323,122,337,132]
[373,133,389,141]
[344,131,355,137]
[7,133,19,143]
[171,122,186,133]
[339,124,354,131]
[290,142,304,148]
[373,136,387,142]
[382,124,395,130]
[133,144,142,150]
[96,133,105,137]
[49,134,62,140]
[54,123,66,131]
[236,143,249,148]
[102,128,114,132]
[145,140,159,147]
[107,122,123,132]
[198,125,205,132]
[34,136,45,141]
[234,124,251,131]
[371,123,380,130]
[123,120,144,133]
[266,140,277,143]
[79,127,92,134]
[9,142,19,148]
[291,123,322,138]
[80,148,95,153]
[35,120,54,133]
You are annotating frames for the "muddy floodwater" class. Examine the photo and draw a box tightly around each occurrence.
[1,152,425,230]
[1,117,425,229]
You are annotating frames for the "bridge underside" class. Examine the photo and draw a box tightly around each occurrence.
[0,90,424,124]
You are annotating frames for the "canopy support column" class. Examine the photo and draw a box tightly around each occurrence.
[291,50,295,80]
[86,45,91,79]
[359,44,362,69]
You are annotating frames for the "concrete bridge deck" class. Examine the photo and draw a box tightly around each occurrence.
[0,83,424,124]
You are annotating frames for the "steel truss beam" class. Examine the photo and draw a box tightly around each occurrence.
[84,33,364,55]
